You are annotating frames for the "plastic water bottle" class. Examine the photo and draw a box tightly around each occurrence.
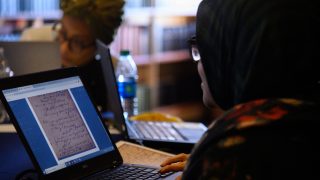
[0,48,14,78]
[0,47,14,123]
[115,50,138,119]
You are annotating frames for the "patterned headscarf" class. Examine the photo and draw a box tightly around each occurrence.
[60,0,124,45]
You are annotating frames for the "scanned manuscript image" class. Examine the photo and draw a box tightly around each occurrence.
[28,90,96,160]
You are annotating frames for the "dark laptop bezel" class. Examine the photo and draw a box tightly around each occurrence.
[0,67,123,180]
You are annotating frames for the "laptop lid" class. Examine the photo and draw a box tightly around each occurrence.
[96,40,207,147]
[0,41,61,76]
[95,40,129,136]
[0,67,123,180]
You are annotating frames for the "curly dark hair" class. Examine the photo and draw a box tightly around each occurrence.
[60,0,124,45]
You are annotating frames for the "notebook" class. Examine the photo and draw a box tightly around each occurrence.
[0,41,61,76]
[0,67,179,179]
[95,40,207,150]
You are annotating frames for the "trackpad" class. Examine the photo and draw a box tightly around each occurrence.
[173,123,207,142]
[164,172,182,180]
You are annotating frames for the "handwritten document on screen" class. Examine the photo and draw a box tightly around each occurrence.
[29,90,96,160]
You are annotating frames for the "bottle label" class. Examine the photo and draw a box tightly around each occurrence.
[117,79,136,98]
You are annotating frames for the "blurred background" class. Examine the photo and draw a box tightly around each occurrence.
[0,0,218,125]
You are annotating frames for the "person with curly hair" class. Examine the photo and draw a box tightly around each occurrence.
[57,0,124,67]
[54,0,124,110]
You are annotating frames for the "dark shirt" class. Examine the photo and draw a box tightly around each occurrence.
[182,98,320,179]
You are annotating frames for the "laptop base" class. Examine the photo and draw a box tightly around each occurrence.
[16,169,38,180]
[127,139,195,154]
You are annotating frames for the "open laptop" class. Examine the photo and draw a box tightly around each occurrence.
[0,41,61,76]
[95,40,207,150]
[0,68,179,179]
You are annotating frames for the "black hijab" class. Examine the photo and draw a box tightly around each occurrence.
[197,0,320,110]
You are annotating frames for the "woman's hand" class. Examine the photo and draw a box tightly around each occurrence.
[159,153,189,179]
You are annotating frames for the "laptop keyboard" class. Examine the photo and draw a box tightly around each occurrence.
[132,121,185,141]
[88,164,173,180]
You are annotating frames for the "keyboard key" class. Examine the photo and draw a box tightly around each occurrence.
[143,168,156,172]
[160,171,174,177]
[88,165,162,180]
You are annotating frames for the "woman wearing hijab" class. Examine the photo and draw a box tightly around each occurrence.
[160,0,320,179]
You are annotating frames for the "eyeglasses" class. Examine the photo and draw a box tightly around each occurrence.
[188,36,201,62]
[52,21,95,53]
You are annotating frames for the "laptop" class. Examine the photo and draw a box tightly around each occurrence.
[0,68,179,179]
[0,41,61,76]
[95,40,207,151]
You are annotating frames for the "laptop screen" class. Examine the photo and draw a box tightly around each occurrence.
[0,41,61,76]
[2,76,114,175]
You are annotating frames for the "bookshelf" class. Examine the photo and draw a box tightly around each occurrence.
[0,0,61,41]
[0,0,199,55]
[111,8,197,56]
[110,2,200,110]
[0,0,206,121]
[0,0,60,18]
